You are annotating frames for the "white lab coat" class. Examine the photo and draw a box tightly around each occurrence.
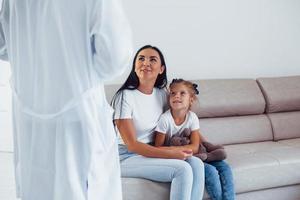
[0,0,132,199]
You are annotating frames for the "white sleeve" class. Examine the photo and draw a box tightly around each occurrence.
[190,112,200,131]
[112,91,133,120]
[90,0,133,81]
[155,114,168,134]
[0,0,8,61]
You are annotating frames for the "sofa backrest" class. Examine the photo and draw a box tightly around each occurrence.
[191,79,266,118]
[257,76,300,113]
[257,76,300,141]
[104,79,274,145]
[104,77,300,144]
[190,79,273,145]
[198,115,273,145]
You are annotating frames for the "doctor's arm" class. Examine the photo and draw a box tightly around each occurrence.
[115,119,192,160]
[90,0,133,81]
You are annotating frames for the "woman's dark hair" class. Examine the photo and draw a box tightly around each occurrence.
[111,45,167,116]
[117,45,167,93]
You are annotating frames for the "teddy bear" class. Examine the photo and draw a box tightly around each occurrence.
[169,128,227,162]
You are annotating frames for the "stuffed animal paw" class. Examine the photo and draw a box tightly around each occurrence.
[202,141,224,152]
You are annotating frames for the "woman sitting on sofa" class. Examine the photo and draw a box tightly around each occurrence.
[111,45,205,200]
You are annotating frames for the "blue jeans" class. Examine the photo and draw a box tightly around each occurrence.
[205,161,235,200]
[119,145,205,200]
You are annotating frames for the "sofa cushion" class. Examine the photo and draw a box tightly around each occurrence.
[191,79,265,118]
[199,115,273,145]
[278,138,300,148]
[232,184,300,200]
[121,139,300,200]
[268,111,300,140]
[257,76,300,113]
[121,176,212,200]
[122,178,169,200]
[225,139,300,194]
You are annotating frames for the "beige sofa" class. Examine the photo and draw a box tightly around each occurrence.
[105,75,300,200]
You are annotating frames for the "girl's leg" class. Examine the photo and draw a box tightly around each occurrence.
[185,156,205,200]
[209,161,235,200]
[121,155,193,200]
[204,163,222,200]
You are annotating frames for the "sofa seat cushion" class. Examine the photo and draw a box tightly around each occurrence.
[121,178,170,200]
[225,140,300,194]
[278,138,300,148]
[121,139,300,200]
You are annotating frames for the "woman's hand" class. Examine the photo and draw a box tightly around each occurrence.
[115,119,195,159]
[170,149,193,160]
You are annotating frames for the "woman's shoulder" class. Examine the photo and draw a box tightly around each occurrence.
[112,89,136,106]
[115,89,135,98]
[115,87,167,102]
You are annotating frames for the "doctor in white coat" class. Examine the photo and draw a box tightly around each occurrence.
[0,0,132,199]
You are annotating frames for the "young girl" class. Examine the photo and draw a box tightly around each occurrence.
[155,78,235,200]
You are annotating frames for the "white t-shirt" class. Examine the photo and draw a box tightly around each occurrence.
[155,110,200,145]
[113,88,168,144]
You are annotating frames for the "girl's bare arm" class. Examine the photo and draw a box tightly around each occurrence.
[154,132,166,147]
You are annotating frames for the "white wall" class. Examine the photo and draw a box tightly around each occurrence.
[1,0,300,151]
[113,0,300,83]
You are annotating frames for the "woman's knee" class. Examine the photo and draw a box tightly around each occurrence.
[187,156,204,170]
[174,160,193,179]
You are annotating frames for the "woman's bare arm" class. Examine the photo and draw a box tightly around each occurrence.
[115,119,192,160]
[155,130,201,154]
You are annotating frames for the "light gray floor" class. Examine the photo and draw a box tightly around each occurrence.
[0,152,18,200]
